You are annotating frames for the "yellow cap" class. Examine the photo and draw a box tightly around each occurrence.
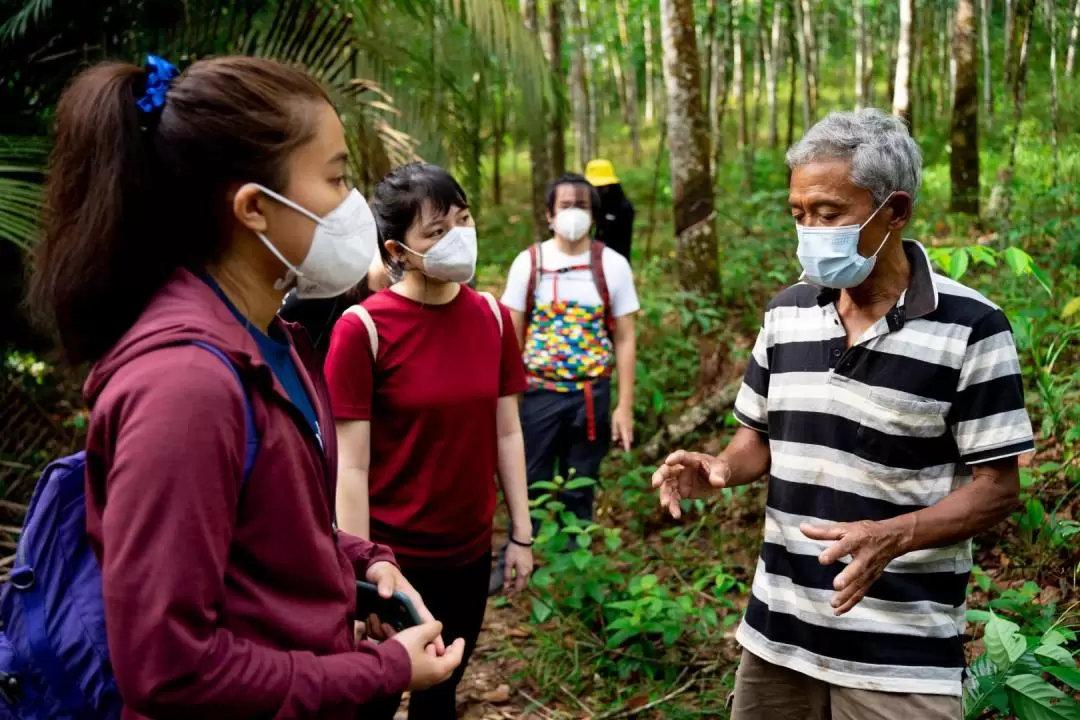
[585,159,619,187]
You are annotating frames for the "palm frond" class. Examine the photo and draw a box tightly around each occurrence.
[0,0,52,44]
[0,136,47,251]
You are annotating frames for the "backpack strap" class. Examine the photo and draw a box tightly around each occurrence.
[478,291,504,336]
[188,342,259,483]
[524,243,540,328]
[343,305,379,359]
[590,240,617,341]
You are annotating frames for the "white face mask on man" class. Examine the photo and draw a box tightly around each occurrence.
[254,185,379,299]
[397,225,478,284]
[552,207,593,243]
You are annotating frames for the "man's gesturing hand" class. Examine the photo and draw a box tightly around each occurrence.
[651,451,731,519]
[390,622,466,691]
[800,518,913,615]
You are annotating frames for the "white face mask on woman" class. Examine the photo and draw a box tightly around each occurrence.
[254,185,379,299]
[398,225,478,284]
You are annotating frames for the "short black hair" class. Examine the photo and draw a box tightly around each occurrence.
[545,172,601,217]
[372,162,469,279]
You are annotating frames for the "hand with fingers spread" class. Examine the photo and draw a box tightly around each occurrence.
[650,451,731,519]
[800,517,914,615]
[389,621,466,691]
[365,561,444,653]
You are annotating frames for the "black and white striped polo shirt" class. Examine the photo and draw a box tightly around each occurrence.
[732,239,1034,696]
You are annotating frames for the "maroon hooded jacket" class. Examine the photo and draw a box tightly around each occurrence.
[82,269,410,718]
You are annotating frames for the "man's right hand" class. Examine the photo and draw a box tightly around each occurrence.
[651,451,731,519]
[389,621,466,690]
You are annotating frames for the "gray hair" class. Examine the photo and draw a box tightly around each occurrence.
[786,108,923,206]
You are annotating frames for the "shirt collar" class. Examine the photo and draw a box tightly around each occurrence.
[811,239,938,320]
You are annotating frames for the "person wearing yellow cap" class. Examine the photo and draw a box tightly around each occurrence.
[585,159,635,264]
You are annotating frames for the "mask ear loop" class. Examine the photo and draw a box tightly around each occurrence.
[859,192,897,260]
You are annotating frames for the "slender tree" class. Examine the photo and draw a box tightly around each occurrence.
[855,0,867,109]
[991,0,1035,231]
[617,0,642,164]
[660,0,720,293]
[521,0,550,240]
[766,0,783,145]
[581,0,599,160]
[893,0,916,131]
[951,0,979,215]
[980,0,993,118]
[711,0,732,169]
[1067,0,1080,76]
[548,0,567,177]
[800,0,819,108]
[1005,0,1017,88]
[568,0,592,167]
[1048,0,1060,184]
[705,0,719,126]
[734,0,748,154]
[644,6,658,125]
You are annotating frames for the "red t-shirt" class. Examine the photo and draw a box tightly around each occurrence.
[325,287,528,567]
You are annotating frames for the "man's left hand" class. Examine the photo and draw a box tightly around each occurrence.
[365,561,445,654]
[612,405,633,452]
[799,518,913,616]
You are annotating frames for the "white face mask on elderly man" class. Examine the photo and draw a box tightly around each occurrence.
[795,193,895,289]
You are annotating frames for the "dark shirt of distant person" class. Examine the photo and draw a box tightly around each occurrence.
[586,159,635,265]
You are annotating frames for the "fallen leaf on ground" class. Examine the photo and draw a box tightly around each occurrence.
[482,684,512,704]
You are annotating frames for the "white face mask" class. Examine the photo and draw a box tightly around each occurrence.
[795,194,894,289]
[399,225,478,284]
[552,208,593,242]
[254,185,379,299]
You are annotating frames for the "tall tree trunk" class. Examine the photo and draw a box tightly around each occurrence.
[886,2,898,103]
[792,0,813,130]
[1004,0,1017,90]
[548,0,567,177]
[951,0,979,215]
[799,0,819,111]
[660,0,720,294]
[787,25,798,147]
[990,0,1034,231]
[581,0,599,160]
[946,7,957,115]
[712,0,732,170]
[705,0,718,126]
[644,6,658,125]
[752,0,767,139]
[617,0,643,164]
[568,0,592,168]
[864,8,876,105]
[893,0,916,131]
[766,0,782,145]
[734,0,748,152]
[1048,0,1060,184]
[612,49,630,125]
[855,0,866,109]
[1067,0,1080,76]
[521,0,550,241]
[493,88,505,206]
[980,0,993,118]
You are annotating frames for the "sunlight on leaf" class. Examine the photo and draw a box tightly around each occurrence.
[985,614,1027,670]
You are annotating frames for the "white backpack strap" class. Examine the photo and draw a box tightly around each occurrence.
[343,305,379,359]
[479,291,504,336]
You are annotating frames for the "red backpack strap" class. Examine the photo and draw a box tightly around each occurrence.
[525,243,540,325]
[590,240,616,341]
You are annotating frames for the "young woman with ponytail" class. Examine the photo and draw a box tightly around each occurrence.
[29,56,462,718]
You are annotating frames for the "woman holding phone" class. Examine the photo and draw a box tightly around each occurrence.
[326,162,533,719]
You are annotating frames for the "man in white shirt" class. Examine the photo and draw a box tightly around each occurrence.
[491,173,639,591]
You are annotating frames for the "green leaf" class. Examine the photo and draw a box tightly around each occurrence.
[1063,297,1080,320]
[1003,247,1034,276]
[530,596,552,624]
[967,609,994,624]
[564,476,597,490]
[1047,667,1080,691]
[1043,630,1070,647]
[606,627,640,648]
[1035,644,1076,668]
[985,614,1028,670]
[1005,674,1080,720]
[639,574,659,591]
[949,247,970,280]
[570,549,592,571]
[662,625,681,646]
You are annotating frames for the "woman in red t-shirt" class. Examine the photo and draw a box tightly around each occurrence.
[325,162,533,719]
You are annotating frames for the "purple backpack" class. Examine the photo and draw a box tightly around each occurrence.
[0,342,258,719]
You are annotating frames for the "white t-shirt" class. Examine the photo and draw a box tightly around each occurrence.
[501,240,640,317]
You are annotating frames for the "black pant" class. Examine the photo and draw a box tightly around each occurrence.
[365,553,491,719]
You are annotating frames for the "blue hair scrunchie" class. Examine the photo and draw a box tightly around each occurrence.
[136,55,179,114]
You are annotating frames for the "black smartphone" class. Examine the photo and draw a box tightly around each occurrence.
[355,581,423,632]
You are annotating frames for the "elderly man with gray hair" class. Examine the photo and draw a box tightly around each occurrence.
[652,108,1033,720]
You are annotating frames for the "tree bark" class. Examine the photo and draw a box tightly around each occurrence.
[990,0,1034,231]
[493,88,505,206]
[792,0,813,131]
[1048,0,1060,185]
[521,0,550,241]
[1004,0,1017,90]
[548,0,567,177]
[855,0,866,109]
[644,6,658,126]
[799,0,819,111]
[766,0,782,146]
[705,0,719,126]
[712,0,732,171]
[886,1,898,103]
[893,0,915,131]
[1067,0,1080,76]
[568,0,592,168]
[734,0,748,152]
[950,0,979,215]
[980,0,993,118]
[617,0,642,164]
[660,0,720,294]
[787,15,798,147]
[581,0,599,160]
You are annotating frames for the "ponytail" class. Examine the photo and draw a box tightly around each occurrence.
[29,57,330,365]
[30,63,161,364]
